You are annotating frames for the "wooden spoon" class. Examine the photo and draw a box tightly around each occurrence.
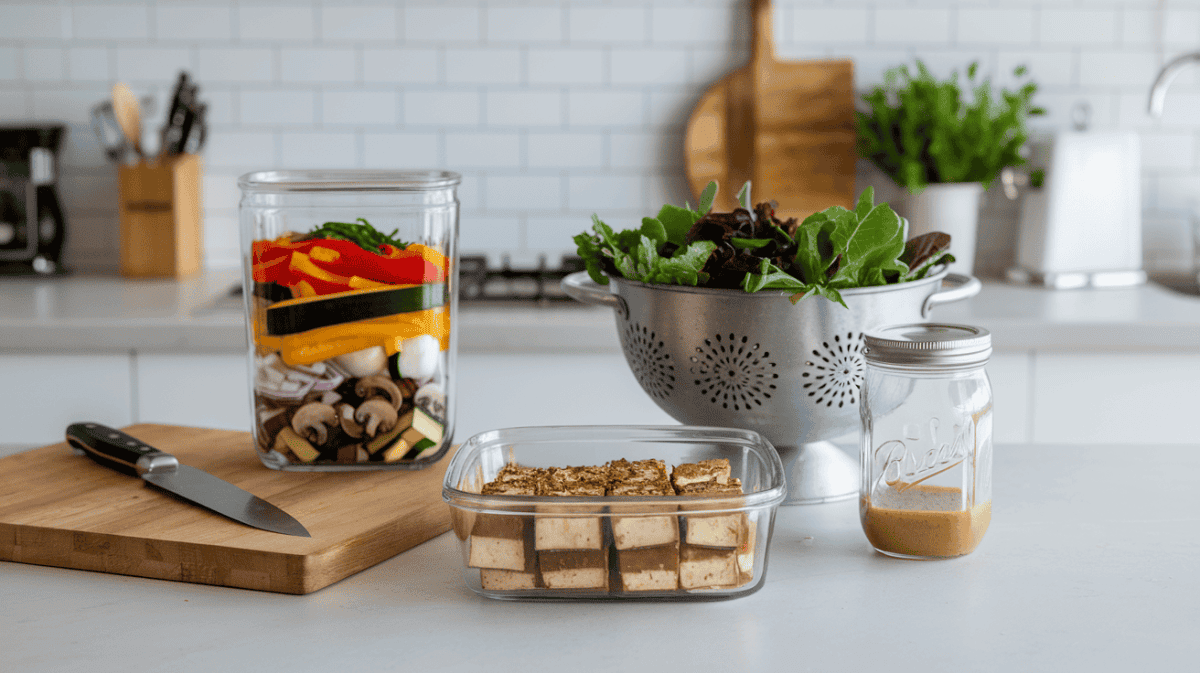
[110,82,142,158]
[683,0,857,220]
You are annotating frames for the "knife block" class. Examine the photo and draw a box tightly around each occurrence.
[117,153,203,278]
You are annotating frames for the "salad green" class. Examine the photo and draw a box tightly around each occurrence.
[573,181,953,308]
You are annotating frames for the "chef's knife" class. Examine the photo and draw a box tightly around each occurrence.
[65,422,310,537]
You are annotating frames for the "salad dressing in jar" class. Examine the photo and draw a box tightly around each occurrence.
[859,323,993,558]
[238,170,460,470]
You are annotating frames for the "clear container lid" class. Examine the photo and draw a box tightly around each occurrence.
[238,170,461,193]
[863,323,992,370]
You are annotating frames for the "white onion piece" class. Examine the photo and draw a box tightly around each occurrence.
[334,346,388,378]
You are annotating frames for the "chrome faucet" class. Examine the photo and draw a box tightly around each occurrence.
[1148,52,1200,117]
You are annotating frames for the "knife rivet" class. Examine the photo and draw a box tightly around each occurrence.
[108,433,119,439]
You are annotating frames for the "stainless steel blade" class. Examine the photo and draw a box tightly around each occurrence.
[143,465,310,537]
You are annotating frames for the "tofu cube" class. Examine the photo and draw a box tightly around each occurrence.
[679,545,739,589]
[538,550,609,590]
[617,543,679,592]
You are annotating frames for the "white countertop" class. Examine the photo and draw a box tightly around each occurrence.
[3,269,1200,353]
[2,442,1194,672]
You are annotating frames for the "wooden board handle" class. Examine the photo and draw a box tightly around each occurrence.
[752,0,776,63]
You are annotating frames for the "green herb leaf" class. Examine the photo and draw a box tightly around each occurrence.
[697,181,717,216]
[730,237,773,250]
[640,217,667,246]
[655,203,702,247]
[307,218,410,253]
[736,181,752,213]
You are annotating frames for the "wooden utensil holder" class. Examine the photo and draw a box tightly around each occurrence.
[117,153,203,278]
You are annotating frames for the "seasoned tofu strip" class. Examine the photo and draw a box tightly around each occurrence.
[468,467,540,576]
[607,458,678,592]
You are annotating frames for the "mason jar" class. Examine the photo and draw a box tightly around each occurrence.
[859,323,993,558]
[238,170,460,471]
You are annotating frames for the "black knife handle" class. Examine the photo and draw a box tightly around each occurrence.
[65,423,179,477]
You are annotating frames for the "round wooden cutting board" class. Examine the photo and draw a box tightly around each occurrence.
[684,0,857,220]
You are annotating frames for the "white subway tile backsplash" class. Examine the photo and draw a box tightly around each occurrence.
[610,48,688,85]
[204,130,276,168]
[66,47,110,82]
[650,6,740,45]
[459,215,522,254]
[72,5,148,41]
[445,131,520,168]
[363,48,440,84]
[405,6,482,44]
[486,174,563,212]
[322,89,398,126]
[22,47,64,81]
[527,132,605,169]
[792,8,870,45]
[318,6,398,43]
[1140,132,1196,170]
[362,131,440,169]
[0,5,65,40]
[568,174,645,212]
[240,89,316,126]
[2,0,1197,270]
[486,90,563,126]
[115,47,192,83]
[405,89,481,126]
[874,9,951,45]
[280,48,357,83]
[957,8,1034,45]
[568,7,648,44]
[568,90,645,127]
[527,48,604,85]
[238,5,315,42]
[156,6,233,42]
[280,131,358,168]
[996,51,1075,88]
[1038,9,1118,46]
[201,172,239,214]
[445,48,521,85]
[197,47,274,83]
[486,6,564,44]
[1078,50,1158,87]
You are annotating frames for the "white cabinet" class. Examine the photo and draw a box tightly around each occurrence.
[0,353,134,445]
[134,353,253,432]
[2,348,1198,449]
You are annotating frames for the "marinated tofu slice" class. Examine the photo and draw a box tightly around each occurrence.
[679,545,740,589]
[538,549,609,590]
[534,465,608,551]
[617,542,680,592]
[670,458,733,491]
[677,480,745,549]
[607,459,677,550]
[468,472,540,571]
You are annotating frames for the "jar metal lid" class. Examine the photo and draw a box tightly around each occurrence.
[863,323,991,369]
[238,170,461,193]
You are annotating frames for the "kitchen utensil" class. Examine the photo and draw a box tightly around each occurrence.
[239,170,460,471]
[66,422,309,537]
[89,101,130,163]
[1005,130,1145,289]
[683,0,856,220]
[0,124,68,276]
[562,269,981,504]
[443,425,785,600]
[0,423,456,594]
[110,82,142,158]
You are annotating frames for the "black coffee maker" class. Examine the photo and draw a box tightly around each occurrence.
[0,124,68,275]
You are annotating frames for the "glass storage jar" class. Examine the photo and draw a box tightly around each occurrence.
[859,323,993,559]
[238,170,460,471]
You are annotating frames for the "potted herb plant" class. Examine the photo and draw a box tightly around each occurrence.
[856,60,1043,275]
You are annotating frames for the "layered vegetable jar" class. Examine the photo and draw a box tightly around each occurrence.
[238,171,460,470]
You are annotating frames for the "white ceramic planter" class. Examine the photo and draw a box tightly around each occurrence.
[895,183,984,276]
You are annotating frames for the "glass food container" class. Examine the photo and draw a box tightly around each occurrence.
[238,170,460,471]
[859,323,993,559]
[442,425,786,600]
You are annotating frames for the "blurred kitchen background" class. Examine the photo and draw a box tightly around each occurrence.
[1,0,1197,276]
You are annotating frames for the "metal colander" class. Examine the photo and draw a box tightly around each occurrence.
[563,269,981,504]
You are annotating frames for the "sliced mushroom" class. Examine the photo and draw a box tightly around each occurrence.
[291,402,337,446]
[355,374,404,411]
[337,402,365,438]
[355,397,399,437]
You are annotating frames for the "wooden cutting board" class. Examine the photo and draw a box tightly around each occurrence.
[684,0,856,220]
[0,424,454,594]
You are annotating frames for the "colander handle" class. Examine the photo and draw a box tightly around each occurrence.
[922,273,982,318]
[561,271,622,309]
